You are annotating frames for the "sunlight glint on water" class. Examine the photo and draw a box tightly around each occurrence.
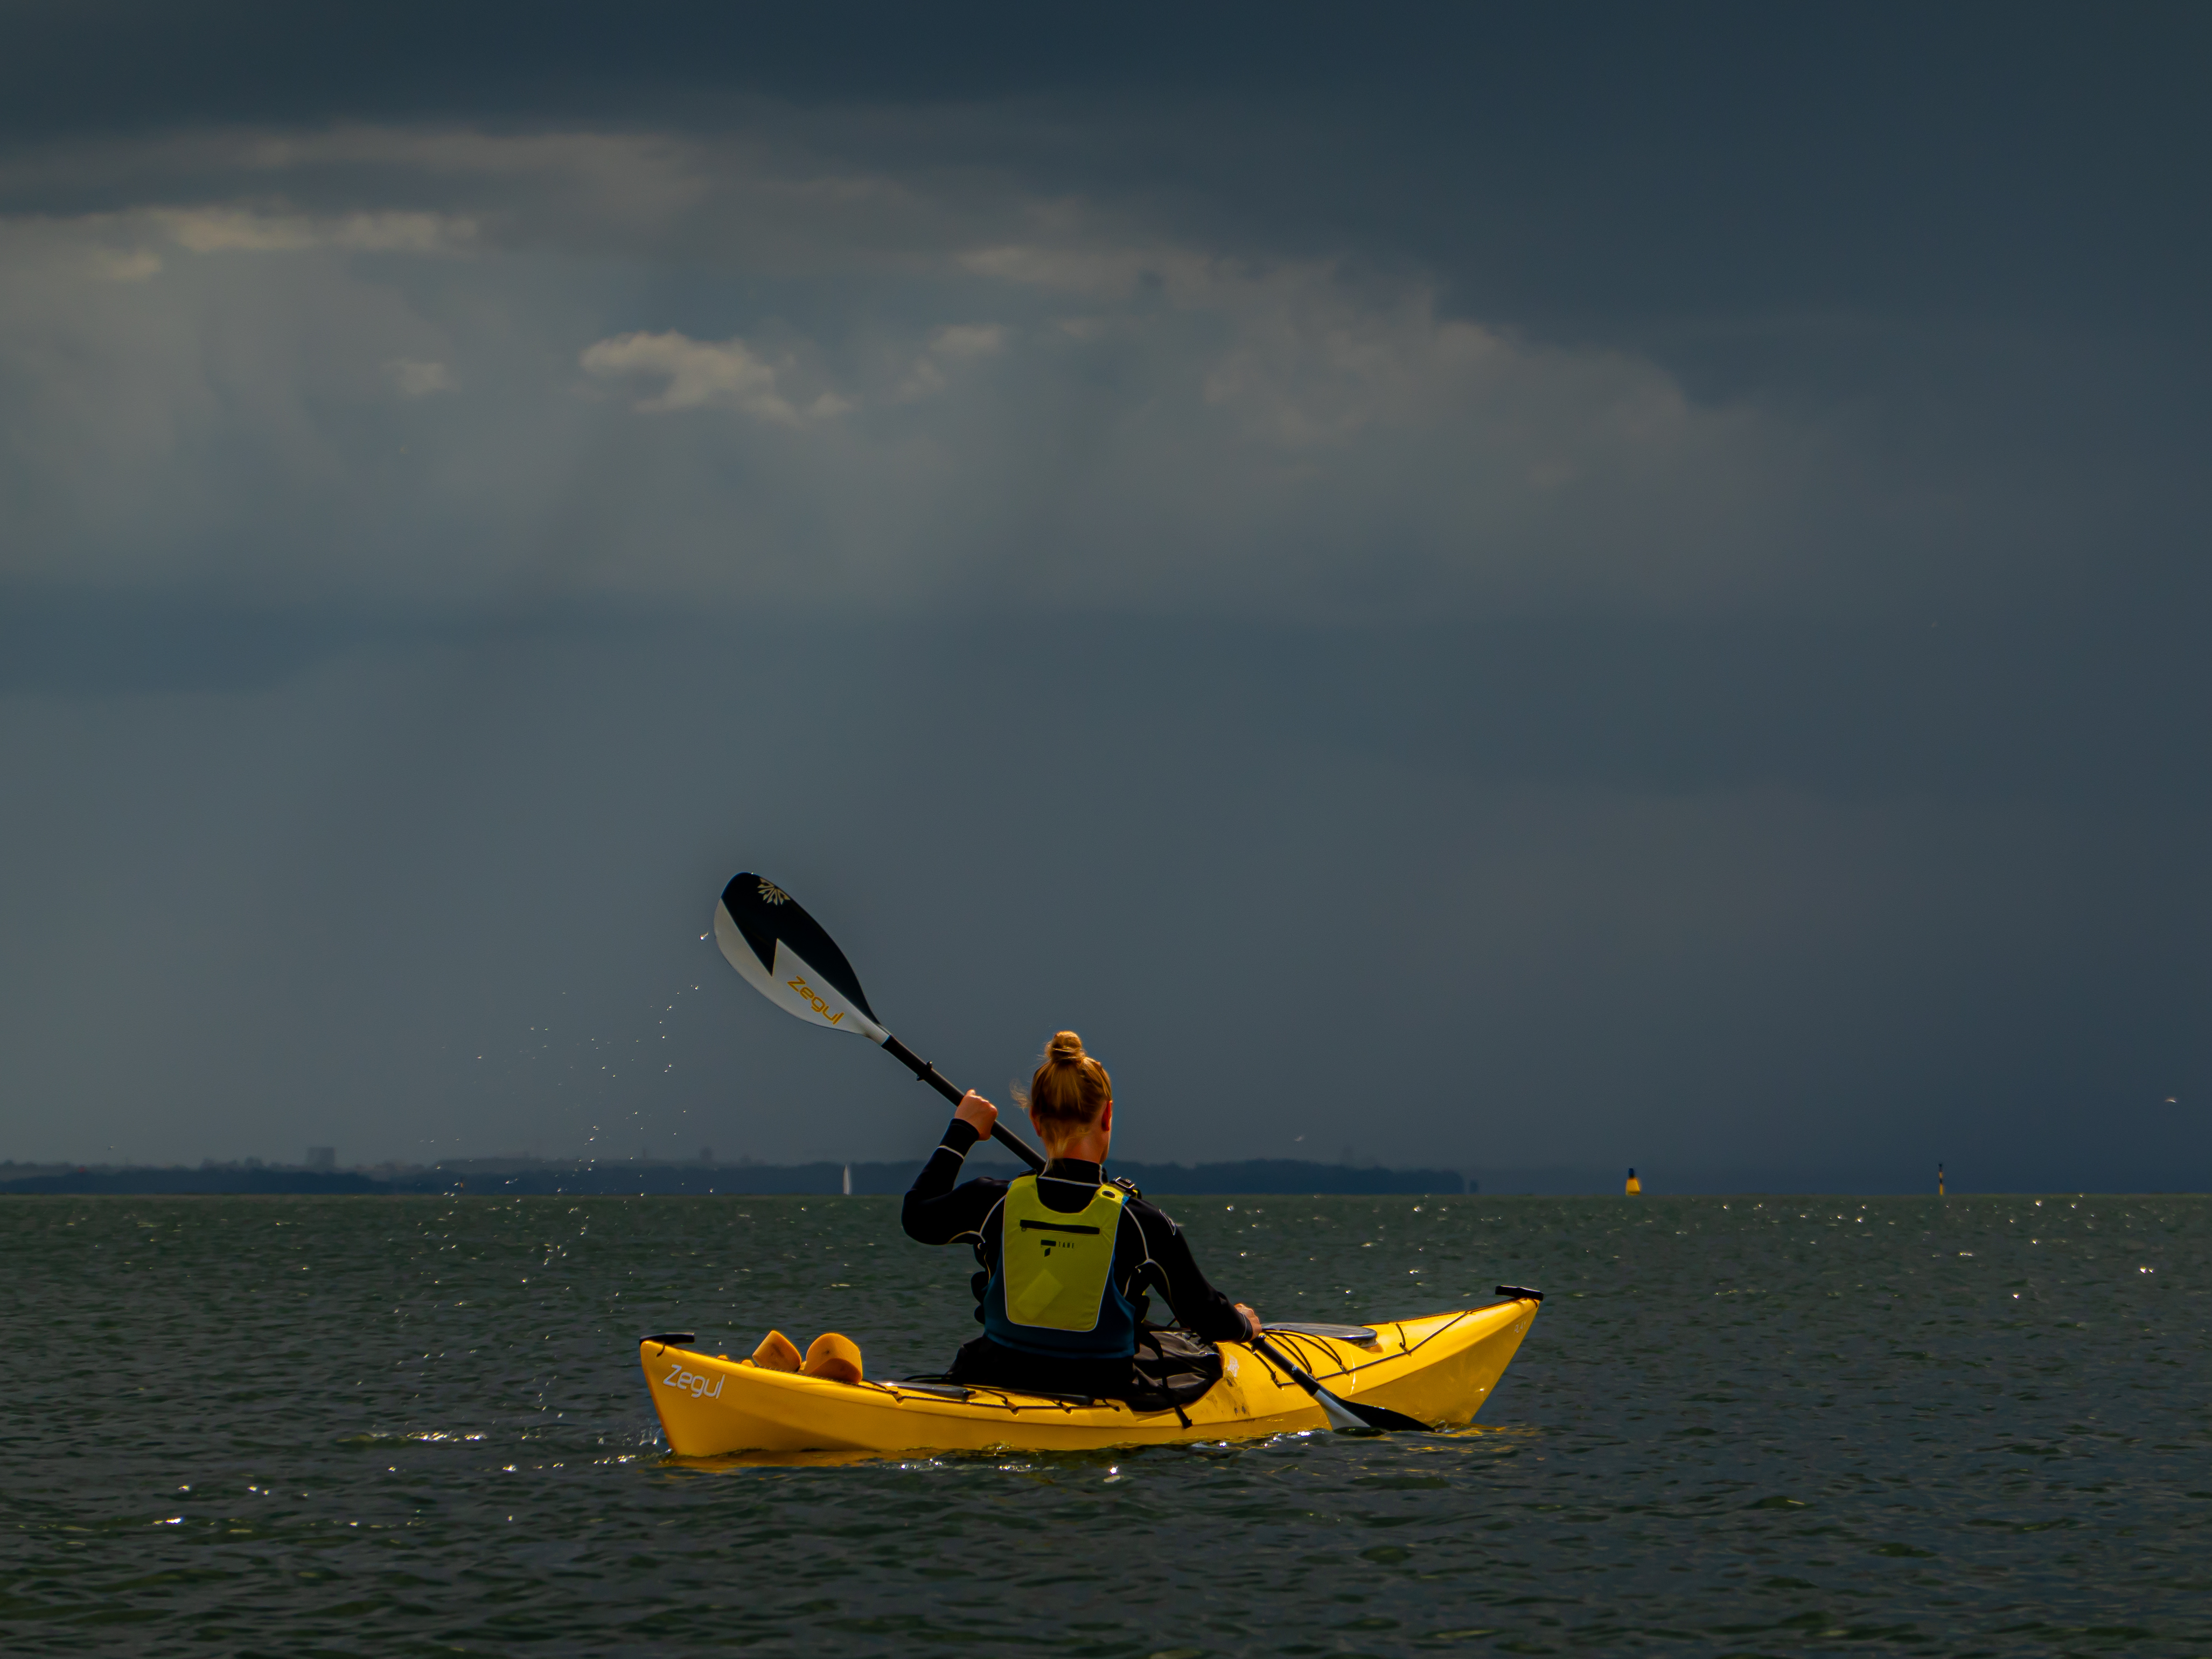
[3,1194,2206,1655]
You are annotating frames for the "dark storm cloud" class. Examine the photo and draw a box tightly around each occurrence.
[0,154,1859,619]
[6,2,2204,332]
[1,3,2205,1189]
[3,4,2203,625]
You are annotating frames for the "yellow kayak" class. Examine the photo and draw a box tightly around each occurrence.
[641,1296,1540,1458]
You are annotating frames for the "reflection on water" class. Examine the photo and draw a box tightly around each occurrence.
[674,1445,903,1470]
[4,1193,2206,1655]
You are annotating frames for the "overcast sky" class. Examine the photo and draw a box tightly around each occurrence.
[2,2,2205,1191]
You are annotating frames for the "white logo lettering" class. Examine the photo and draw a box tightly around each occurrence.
[657,1363,726,1402]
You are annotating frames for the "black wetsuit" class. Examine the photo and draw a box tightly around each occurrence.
[901,1116,1250,1397]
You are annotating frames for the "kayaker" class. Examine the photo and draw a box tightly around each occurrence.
[902,1029,1260,1398]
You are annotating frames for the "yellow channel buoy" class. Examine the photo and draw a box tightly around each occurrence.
[1624,1168,1642,1195]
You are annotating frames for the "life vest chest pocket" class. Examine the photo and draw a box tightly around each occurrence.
[1000,1177,1127,1334]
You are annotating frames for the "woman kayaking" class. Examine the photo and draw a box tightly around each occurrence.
[902,1029,1261,1398]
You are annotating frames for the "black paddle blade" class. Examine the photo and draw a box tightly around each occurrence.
[1335,1399,1431,1433]
[714,873,884,1036]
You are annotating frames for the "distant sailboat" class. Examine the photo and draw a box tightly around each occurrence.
[842,1162,852,1196]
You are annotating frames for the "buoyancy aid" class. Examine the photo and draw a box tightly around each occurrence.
[982,1174,1137,1358]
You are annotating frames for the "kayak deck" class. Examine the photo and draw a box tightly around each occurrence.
[643,1298,1539,1457]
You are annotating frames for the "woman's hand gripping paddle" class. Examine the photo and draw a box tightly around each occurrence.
[709,870,1428,1433]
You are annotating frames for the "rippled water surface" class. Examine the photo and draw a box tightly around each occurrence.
[5,1193,2207,1656]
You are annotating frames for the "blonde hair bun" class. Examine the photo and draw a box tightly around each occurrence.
[1025,1029,1112,1147]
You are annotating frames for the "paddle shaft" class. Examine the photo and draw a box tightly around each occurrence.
[881,1033,1047,1172]
[1252,1335,1331,1394]
[1246,1334,1419,1429]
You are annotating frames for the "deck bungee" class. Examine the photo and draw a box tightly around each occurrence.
[643,1296,1539,1457]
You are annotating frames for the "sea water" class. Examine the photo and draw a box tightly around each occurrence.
[3,1194,2205,1656]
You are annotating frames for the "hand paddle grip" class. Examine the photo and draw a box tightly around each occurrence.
[881,1033,1047,1172]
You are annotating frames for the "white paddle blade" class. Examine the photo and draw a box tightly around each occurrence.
[1313,1389,1372,1432]
[713,900,888,1042]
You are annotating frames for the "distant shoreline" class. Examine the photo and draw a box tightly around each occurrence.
[0,1156,1473,1198]
[17,1160,2186,1198]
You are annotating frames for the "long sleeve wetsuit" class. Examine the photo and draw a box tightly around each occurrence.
[902,1116,1250,1396]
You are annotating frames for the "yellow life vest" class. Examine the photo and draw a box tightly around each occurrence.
[988,1174,1131,1349]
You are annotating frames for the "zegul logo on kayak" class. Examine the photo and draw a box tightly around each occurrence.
[661,1361,725,1401]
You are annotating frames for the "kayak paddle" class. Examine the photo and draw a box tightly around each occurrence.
[712,871,1049,1169]
[710,870,1428,1433]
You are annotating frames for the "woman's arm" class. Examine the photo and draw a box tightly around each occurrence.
[901,1102,1006,1245]
[1129,1204,1259,1341]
